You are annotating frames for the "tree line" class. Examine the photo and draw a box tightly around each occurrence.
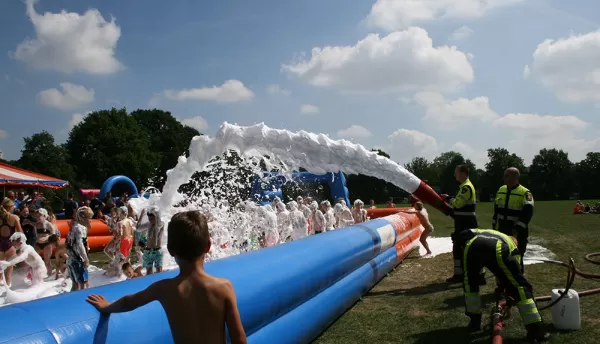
[3,108,599,211]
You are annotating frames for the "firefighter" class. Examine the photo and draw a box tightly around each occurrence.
[441,164,480,283]
[458,229,549,342]
[492,167,534,271]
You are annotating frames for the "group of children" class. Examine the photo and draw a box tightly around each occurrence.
[102,203,166,280]
[0,194,166,294]
[249,195,369,249]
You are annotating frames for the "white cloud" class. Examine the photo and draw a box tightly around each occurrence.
[38,83,95,110]
[0,129,8,139]
[450,141,487,167]
[301,104,320,114]
[337,125,373,139]
[388,128,439,163]
[180,116,209,132]
[525,31,600,103]
[266,84,291,96]
[414,91,498,130]
[449,25,474,41]
[492,113,599,163]
[282,27,473,93]
[12,0,122,74]
[163,80,254,103]
[365,0,524,31]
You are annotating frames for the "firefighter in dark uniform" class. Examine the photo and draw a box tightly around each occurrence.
[441,164,480,283]
[457,229,549,342]
[492,167,534,271]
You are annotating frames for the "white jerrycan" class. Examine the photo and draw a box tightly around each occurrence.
[551,289,581,330]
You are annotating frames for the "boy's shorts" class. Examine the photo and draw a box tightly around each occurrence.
[67,260,88,284]
[143,249,163,269]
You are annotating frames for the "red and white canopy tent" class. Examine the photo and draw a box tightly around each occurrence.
[0,162,69,190]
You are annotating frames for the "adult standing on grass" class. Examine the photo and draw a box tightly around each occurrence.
[440,164,480,283]
[492,167,534,271]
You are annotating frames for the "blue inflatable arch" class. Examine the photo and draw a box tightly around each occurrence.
[99,175,139,199]
[250,171,350,207]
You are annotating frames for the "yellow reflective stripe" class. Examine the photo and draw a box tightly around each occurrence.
[517,301,542,324]
[464,292,481,313]
[463,237,477,293]
[495,240,527,301]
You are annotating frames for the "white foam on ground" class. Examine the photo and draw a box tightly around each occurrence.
[416,236,555,266]
[418,237,453,258]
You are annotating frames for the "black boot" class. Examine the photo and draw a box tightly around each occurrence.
[467,314,482,332]
[525,322,550,343]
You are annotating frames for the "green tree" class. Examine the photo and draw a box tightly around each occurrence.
[483,148,527,201]
[528,148,573,200]
[404,157,437,186]
[16,131,75,210]
[130,109,200,188]
[575,152,600,199]
[18,131,74,182]
[65,108,160,188]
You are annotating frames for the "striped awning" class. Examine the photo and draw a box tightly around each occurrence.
[0,162,69,189]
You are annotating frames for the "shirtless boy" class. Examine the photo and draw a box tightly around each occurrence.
[86,210,247,344]
[117,207,134,260]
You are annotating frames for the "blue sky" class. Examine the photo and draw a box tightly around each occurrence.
[1,0,600,167]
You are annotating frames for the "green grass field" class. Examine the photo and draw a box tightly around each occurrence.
[314,200,600,344]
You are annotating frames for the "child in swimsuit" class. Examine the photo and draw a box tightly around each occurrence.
[400,202,434,256]
[136,207,165,275]
[103,208,120,261]
[48,234,68,280]
[34,208,56,274]
[0,232,47,286]
[117,206,134,260]
[66,207,92,291]
[0,198,23,287]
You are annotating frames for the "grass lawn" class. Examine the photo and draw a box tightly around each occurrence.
[314,200,600,344]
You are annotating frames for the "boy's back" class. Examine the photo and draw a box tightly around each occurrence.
[86,210,247,344]
[158,272,236,343]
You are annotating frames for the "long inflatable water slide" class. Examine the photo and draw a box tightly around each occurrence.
[0,175,450,343]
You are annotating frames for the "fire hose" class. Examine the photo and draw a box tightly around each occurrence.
[491,252,600,344]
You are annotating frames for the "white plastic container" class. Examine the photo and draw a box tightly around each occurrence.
[551,289,581,330]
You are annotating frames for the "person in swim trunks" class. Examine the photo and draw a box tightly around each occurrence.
[137,206,165,274]
[117,206,134,260]
[0,198,23,287]
[66,207,92,291]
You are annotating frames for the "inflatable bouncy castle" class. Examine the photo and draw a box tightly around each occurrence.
[250,171,350,207]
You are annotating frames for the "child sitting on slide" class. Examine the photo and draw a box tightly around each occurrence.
[86,210,247,344]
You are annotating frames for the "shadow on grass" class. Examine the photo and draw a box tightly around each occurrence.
[409,326,487,344]
[365,281,462,297]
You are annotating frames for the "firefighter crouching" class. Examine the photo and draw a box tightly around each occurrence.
[458,229,549,342]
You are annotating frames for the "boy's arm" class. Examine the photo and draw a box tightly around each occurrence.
[86,281,161,313]
[224,281,247,344]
